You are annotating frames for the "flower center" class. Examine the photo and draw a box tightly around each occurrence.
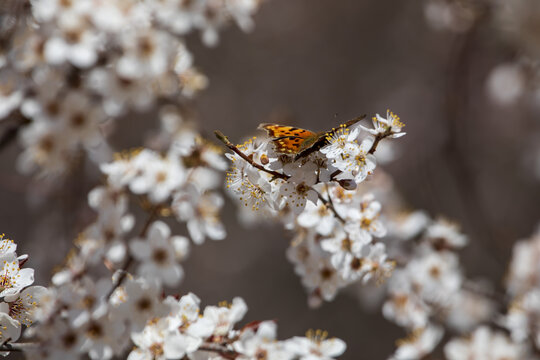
[62,332,78,349]
[0,274,13,292]
[296,183,310,194]
[152,248,168,264]
[320,267,333,280]
[136,297,152,312]
[429,265,440,279]
[150,343,164,357]
[70,113,86,128]
[86,321,104,338]
[350,257,362,270]
[341,238,352,252]
[155,171,167,184]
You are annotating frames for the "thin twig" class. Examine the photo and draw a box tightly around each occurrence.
[214,130,289,180]
[198,345,239,360]
[367,128,393,155]
[324,183,345,223]
[0,341,39,352]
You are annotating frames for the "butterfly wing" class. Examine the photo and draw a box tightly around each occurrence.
[258,124,315,139]
[258,115,365,158]
[258,124,316,155]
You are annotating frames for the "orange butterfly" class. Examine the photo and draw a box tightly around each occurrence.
[258,116,365,160]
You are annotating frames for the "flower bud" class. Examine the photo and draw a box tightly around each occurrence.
[338,179,357,190]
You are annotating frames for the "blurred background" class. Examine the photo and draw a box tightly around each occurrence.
[1,0,540,358]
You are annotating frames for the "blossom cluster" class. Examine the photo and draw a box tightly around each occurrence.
[2,0,540,358]
[0,0,261,176]
[434,229,540,360]
[224,111,405,306]
[0,234,47,349]
[128,294,346,360]
[223,104,540,358]
[0,1,351,358]
[382,216,492,359]
[25,279,347,360]
[0,109,348,359]
[366,190,540,359]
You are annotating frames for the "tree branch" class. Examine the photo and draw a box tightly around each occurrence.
[214,130,289,180]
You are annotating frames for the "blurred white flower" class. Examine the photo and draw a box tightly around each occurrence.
[503,289,540,348]
[383,287,430,330]
[297,200,337,236]
[129,151,186,203]
[173,186,226,244]
[390,325,443,360]
[116,28,172,79]
[115,278,169,331]
[344,194,386,243]
[425,218,468,249]
[44,12,101,68]
[487,63,526,106]
[285,330,346,360]
[233,321,293,360]
[445,326,528,360]
[445,289,495,333]
[0,85,22,120]
[424,0,476,33]
[387,211,430,240]
[75,310,126,360]
[130,221,189,287]
[129,317,198,360]
[506,230,540,296]
[200,297,247,337]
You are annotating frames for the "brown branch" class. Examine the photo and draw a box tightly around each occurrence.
[367,128,393,155]
[214,130,289,180]
[198,344,239,360]
[0,341,39,352]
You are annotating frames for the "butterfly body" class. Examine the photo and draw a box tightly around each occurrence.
[258,116,364,160]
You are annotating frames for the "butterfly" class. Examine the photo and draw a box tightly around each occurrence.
[258,115,365,160]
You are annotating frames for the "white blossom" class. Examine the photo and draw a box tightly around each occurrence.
[130,221,189,287]
[285,330,346,360]
[390,325,443,360]
[0,253,34,297]
[445,326,528,360]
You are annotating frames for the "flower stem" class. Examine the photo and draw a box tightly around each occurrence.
[315,188,345,223]
[367,128,393,155]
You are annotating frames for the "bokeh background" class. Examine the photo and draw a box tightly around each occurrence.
[1,0,540,358]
